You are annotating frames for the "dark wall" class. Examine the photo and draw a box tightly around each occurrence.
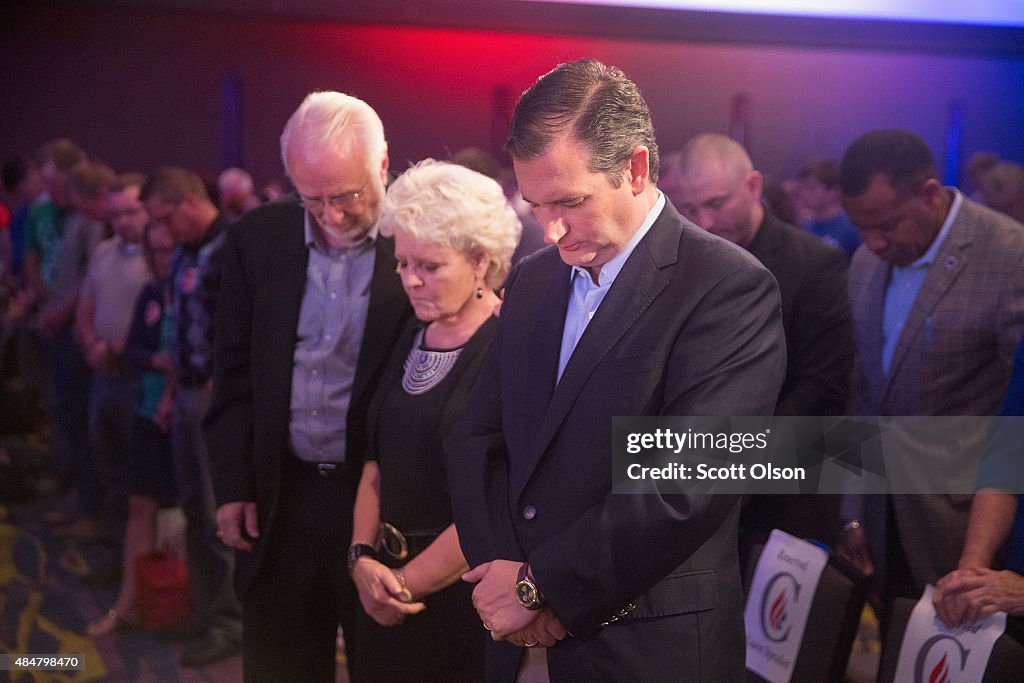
[3,3,1023,185]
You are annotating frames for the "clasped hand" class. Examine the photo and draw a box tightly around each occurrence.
[351,558,426,626]
[463,560,567,647]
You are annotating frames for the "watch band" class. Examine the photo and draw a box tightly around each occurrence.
[347,542,378,574]
[515,562,545,610]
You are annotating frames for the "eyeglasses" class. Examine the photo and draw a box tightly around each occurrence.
[297,187,366,214]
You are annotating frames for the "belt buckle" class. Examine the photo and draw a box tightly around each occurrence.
[379,522,409,562]
[317,463,337,477]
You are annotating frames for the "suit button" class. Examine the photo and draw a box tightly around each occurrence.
[522,505,536,520]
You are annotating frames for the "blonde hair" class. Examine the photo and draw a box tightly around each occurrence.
[381,160,521,288]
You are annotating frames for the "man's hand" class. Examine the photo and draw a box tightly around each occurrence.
[505,607,567,647]
[934,567,1024,627]
[216,501,260,552]
[351,559,426,626]
[464,560,540,638]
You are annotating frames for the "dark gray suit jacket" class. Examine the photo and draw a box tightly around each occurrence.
[203,199,411,597]
[448,200,787,682]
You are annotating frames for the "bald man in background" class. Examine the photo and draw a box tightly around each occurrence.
[663,134,854,553]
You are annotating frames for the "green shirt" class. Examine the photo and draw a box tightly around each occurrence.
[25,200,66,285]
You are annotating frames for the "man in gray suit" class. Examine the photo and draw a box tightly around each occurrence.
[840,129,1024,613]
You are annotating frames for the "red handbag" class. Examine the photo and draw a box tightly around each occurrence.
[134,551,194,629]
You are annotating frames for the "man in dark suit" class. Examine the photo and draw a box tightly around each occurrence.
[448,59,786,682]
[664,133,854,551]
[204,91,411,681]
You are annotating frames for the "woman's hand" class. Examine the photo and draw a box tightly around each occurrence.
[351,557,426,626]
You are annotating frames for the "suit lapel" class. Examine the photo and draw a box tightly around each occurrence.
[512,211,677,498]
[280,216,310,344]
[524,264,570,427]
[262,210,309,457]
[883,212,972,397]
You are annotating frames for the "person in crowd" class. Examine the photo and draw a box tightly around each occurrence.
[669,135,853,418]
[38,157,111,539]
[932,334,1024,627]
[934,564,1024,625]
[258,177,290,203]
[965,150,1000,203]
[22,139,86,317]
[667,133,854,554]
[141,167,241,667]
[216,167,260,222]
[797,158,863,259]
[76,173,151,525]
[840,129,1024,620]
[451,147,501,180]
[452,147,544,267]
[205,91,412,682]
[1,155,45,287]
[447,58,785,682]
[347,159,518,681]
[85,218,178,637]
[760,175,802,228]
[979,161,1024,223]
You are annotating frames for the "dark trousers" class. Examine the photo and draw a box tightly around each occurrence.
[88,374,140,512]
[172,387,242,639]
[49,326,101,512]
[242,459,360,683]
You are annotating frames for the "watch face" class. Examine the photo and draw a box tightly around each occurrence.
[516,580,539,608]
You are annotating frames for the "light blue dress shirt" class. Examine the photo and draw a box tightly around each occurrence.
[881,190,963,375]
[557,193,666,381]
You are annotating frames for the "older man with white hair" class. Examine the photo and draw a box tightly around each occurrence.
[204,92,411,681]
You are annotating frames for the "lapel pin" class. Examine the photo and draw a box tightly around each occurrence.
[944,255,957,270]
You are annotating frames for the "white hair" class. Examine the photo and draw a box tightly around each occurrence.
[380,159,521,288]
[279,91,387,177]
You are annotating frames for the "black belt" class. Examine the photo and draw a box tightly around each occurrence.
[286,457,359,478]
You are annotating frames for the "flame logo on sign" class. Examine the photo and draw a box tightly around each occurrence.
[913,635,968,683]
[760,572,800,642]
[769,591,788,632]
[929,652,949,683]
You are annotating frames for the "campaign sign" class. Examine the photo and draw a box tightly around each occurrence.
[745,529,829,683]
[892,584,1006,683]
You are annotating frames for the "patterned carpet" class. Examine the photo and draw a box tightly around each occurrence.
[0,485,245,683]
[0,445,357,682]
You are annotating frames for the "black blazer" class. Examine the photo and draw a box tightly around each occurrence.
[448,201,787,682]
[203,198,411,596]
[746,211,853,416]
